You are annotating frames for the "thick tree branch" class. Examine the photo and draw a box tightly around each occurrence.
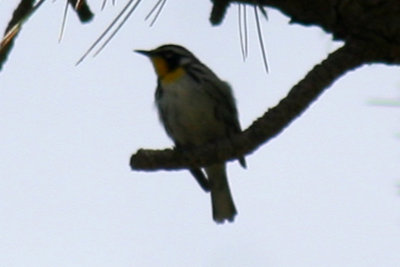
[232,0,400,44]
[131,40,395,171]
[130,0,400,172]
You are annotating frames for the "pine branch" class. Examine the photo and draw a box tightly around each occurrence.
[131,40,395,171]
[67,0,94,22]
[0,0,35,71]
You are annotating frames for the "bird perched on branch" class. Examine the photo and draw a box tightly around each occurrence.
[136,44,245,223]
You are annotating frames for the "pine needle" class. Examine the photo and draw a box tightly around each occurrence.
[254,5,269,73]
[76,0,141,65]
[59,0,69,42]
[145,0,167,27]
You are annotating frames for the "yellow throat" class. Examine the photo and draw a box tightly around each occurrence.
[151,56,185,83]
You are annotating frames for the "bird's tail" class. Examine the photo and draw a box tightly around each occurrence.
[205,164,237,223]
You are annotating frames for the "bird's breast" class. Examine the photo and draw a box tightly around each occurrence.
[156,76,225,146]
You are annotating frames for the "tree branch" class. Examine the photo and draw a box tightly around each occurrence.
[130,0,400,172]
[226,0,400,44]
[0,0,34,71]
[131,40,391,171]
[68,0,94,22]
[0,0,93,72]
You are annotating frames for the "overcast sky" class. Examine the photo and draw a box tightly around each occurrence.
[1,1,400,266]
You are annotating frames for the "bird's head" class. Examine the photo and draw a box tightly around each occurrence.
[135,44,199,80]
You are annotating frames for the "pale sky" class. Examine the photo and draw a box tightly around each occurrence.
[1,1,400,266]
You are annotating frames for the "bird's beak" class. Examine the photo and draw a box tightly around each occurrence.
[135,49,152,57]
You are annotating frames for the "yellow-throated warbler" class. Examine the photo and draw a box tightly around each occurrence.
[136,44,245,223]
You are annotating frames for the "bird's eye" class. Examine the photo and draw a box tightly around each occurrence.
[162,51,182,69]
[164,52,174,59]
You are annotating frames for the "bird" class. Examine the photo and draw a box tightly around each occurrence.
[135,44,245,223]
